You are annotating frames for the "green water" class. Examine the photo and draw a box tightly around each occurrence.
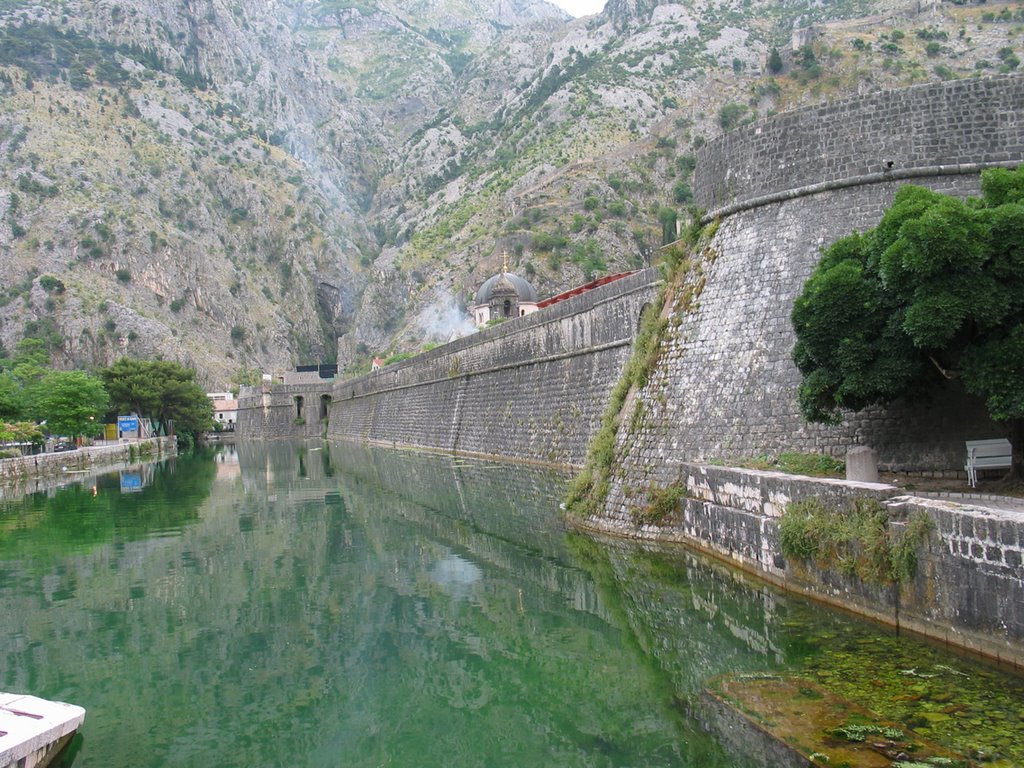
[1,442,1022,768]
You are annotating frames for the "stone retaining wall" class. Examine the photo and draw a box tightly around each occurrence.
[580,464,1024,667]
[0,438,177,489]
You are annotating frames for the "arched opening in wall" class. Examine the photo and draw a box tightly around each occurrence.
[295,396,304,421]
[503,299,511,317]
[638,302,651,331]
[320,394,332,423]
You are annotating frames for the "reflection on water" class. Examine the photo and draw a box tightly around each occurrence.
[0,442,1021,767]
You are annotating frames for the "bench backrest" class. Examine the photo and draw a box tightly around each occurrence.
[966,438,1012,460]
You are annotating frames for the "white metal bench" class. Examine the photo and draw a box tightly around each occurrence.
[965,438,1012,488]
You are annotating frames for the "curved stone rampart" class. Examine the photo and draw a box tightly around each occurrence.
[695,74,1024,213]
[609,75,1024,478]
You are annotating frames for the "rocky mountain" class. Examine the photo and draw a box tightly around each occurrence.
[0,0,1019,386]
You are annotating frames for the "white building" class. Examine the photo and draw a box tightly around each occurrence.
[208,392,237,430]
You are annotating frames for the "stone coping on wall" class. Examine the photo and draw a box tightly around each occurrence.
[680,463,898,517]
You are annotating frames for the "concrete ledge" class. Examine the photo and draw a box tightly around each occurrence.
[0,693,85,768]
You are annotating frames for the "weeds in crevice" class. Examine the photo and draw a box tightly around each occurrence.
[779,497,935,585]
[632,482,688,526]
[722,451,846,477]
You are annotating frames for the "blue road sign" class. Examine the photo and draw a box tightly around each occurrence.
[118,416,139,433]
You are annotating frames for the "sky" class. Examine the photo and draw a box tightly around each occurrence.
[549,0,606,17]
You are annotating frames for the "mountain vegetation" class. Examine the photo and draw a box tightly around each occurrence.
[0,0,1021,386]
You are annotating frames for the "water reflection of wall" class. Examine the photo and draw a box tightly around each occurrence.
[579,538,791,696]
[4,441,747,766]
[323,442,612,623]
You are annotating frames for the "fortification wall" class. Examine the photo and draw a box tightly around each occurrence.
[605,75,1023,499]
[236,382,336,440]
[327,269,660,466]
[572,74,1024,665]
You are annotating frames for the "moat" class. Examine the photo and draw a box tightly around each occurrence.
[1,442,1022,767]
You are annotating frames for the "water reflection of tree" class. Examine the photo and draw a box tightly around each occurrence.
[0,452,217,563]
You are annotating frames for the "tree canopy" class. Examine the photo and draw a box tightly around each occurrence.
[28,370,109,438]
[101,358,212,447]
[0,421,44,448]
[1,340,101,432]
[792,167,1024,469]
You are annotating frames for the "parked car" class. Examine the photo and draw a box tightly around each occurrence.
[53,440,77,452]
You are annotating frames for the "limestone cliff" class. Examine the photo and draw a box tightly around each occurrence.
[0,0,1017,385]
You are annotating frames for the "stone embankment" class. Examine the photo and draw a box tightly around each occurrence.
[587,75,1024,665]
[0,438,176,493]
[578,464,1024,668]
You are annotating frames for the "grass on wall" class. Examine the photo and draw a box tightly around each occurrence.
[565,213,715,519]
[779,497,934,585]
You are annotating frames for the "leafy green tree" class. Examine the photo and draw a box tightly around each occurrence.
[29,370,109,438]
[101,358,213,448]
[767,47,783,74]
[0,373,24,421]
[792,167,1024,473]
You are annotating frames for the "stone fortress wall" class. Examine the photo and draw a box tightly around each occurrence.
[236,381,336,440]
[325,268,660,466]
[582,75,1024,663]
[241,76,1024,476]
[643,74,1024,476]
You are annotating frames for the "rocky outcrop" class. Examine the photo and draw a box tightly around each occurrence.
[0,0,1016,385]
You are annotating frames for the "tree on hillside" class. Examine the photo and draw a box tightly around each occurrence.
[27,370,109,439]
[101,358,213,448]
[792,166,1024,474]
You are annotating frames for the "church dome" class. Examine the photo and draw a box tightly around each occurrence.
[474,271,538,305]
